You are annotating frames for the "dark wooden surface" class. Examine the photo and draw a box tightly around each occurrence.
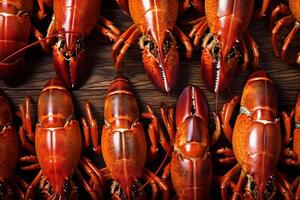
[2,2,300,126]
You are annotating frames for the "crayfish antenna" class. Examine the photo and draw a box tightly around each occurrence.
[0,32,61,63]
[137,144,172,192]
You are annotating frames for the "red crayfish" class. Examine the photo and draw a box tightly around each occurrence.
[113,0,193,93]
[281,94,300,199]
[270,0,300,65]
[160,85,221,199]
[189,0,270,93]
[18,78,104,199]
[83,76,169,199]
[215,70,293,199]
[35,0,120,88]
[0,90,28,199]
[0,0,46,84]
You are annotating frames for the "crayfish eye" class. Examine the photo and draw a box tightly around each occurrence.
[143,39,157,57]
[142,39,154,51]
[147,41,154,50]
[58,38,66,48]
[139,35,154,50]
[211,46,220,58]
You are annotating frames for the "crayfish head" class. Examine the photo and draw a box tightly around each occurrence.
[245,151,277,200]
[52,34,86,89]
[201,35,242,94]
[245,173,276,200]
[139,31,179,93]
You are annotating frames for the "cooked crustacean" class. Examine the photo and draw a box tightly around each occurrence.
[113,0,193,93]
[0,0,46,84]
[83,76,169,199]
[18,78,104,199]
[189,0,270,93]
[270,0,300,65]
[215,70,293,199]
[281,94,300,199]
[35,0,120,88]
[160,85,221,199]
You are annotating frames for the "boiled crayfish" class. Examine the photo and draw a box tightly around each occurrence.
[36,0,120,88]
[215,70,293,199]
[0,90,28,199]
[270,0,300,65]
[281,94,300,199]
[189,0,270,93]
[83,76,169,199]
[113,0,193,93]
[0,0,46,84]
[18,78,103,199]
[160,85,221,199]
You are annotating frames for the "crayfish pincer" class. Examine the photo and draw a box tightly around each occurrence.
[160,85,221,199]
[189,0,270,93]
[113,0,193,93]
[36,0,120,88]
